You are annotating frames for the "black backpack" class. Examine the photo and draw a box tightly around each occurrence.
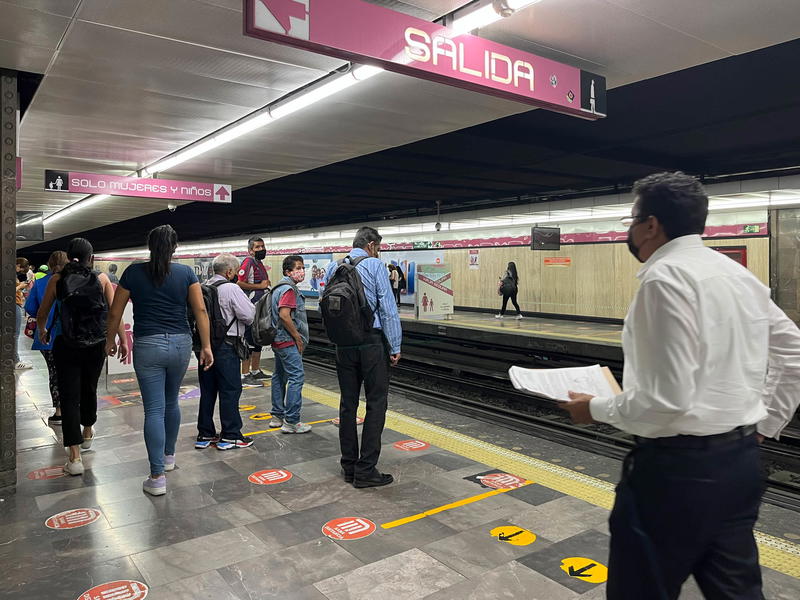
[251,281,295,346]
[190,280,233,352]
[320,256,375,346]
[56,263,107,348]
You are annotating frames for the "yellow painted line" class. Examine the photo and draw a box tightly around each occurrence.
[246,418,333,436]
[381,484,529,530]
[294,382,800,578]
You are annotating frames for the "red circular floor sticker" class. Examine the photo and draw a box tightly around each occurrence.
[322,517,376,540]
[248,469,293,485]
[78,580,149,600]
[477,472,528,489]
[393,439,430,451]
[27,465,66,480]
[45,508,102,530]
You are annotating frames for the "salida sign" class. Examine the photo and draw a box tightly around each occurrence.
[44,170,232,203]
[245,0,606,119]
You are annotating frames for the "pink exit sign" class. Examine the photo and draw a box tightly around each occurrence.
[245,0,606,119]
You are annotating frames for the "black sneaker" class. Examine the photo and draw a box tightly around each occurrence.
[195,436,219,449]
[342,469,354,484]
[241,374,260,388]
[252,370,269,380]
[217,436,254,450]
[353,473,393,488]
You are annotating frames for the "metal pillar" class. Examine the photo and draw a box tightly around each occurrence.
[0,69,18,490]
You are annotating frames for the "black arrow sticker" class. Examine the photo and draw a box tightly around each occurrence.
[568,563,597,578]
[498,530,525,541]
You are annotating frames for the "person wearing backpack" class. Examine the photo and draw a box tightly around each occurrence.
[105,225,213,496]
[237,236,271,387]
[194,253,256,450]
[26,250,68,425]
[323,227,402,488]
[36,239,128,476]
[496,261,522,319]
[268,255,312,433]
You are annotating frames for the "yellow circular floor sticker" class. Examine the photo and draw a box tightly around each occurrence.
[559,557,608,584]
[490,525,537,546]
[240,405,256,411]
[249,413,273,420]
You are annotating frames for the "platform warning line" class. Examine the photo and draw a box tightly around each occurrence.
[245,418,333,436]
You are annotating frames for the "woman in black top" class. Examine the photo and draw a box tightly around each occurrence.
[496,261,522,319]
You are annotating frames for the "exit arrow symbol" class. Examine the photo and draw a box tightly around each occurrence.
[259,0,307,34]
[568,563,597,578]
[498,530,524,541]
[215,186,230,202]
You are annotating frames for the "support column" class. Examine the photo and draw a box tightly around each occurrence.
[0,69,18,490]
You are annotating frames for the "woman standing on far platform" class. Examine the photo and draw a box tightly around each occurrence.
[106,225,213,496]
[496,261,522,319]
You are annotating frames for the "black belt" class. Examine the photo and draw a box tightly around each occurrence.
[634,424,757,449]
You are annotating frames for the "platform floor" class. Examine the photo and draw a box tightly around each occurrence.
[4,343,800,599]
[307,303,623,347]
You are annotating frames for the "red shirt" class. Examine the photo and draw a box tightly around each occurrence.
[272,288,297,349]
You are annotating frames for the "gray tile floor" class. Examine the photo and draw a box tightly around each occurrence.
[3,342,799,599]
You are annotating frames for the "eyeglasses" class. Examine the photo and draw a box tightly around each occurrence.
[620,214,648,227]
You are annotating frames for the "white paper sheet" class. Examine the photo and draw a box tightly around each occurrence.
[508,364,616,401]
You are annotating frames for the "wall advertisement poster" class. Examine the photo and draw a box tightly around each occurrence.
[415,264,454,319]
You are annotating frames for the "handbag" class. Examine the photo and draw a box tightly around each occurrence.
[24,316,36,339]
[228,335,251,361]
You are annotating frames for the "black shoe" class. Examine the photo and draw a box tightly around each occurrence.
[342,470,354,483]
[353,473,393,488]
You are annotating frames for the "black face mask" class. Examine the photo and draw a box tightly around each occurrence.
[254,249,266,261]
[626,226,643,263]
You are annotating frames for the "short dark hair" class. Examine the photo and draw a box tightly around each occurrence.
[352,226,382,249]
[108,263,118,273]
[248,236,264,251]
[633,172,708,239]
[282,255,303,275]
[67,237,94,266]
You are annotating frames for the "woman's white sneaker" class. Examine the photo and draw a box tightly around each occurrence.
[64,458,84,476]
[80,427,95,450]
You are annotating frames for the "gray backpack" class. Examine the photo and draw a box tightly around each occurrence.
[250,281,295,346]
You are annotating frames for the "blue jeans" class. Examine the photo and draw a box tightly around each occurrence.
[271,344,304,424]
[133,333,192,476]
[197,342,244,440]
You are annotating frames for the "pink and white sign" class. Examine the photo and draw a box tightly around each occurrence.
[44,170,232,203]
[245,0,606,119]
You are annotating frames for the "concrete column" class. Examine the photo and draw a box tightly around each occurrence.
[0,69,18,490]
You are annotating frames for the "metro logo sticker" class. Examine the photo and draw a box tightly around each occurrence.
[322,517,377,540]
[476,472,528,490]
[393,439,430,451]
[248,469,293,485]
[78,580,149,600]
[45,508,102,530]
[27,465,66,480]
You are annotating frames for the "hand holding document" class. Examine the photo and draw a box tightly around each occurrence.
[508,364,621,402]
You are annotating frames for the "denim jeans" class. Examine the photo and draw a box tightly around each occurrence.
[14,304,22,362]
[271,344,304,424]
[133,333,192,476]
[197,341,244,440]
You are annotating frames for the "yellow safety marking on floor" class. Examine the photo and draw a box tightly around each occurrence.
[490,525,537,546]
[296,383,800,578]
[560,557,608,584]
[245,418,333,436]
[240,405,257,411]
[381,486,519,529]
[249,413,273,420]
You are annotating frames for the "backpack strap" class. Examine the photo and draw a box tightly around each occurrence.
[342,255,379,324]
[209,279,237,333]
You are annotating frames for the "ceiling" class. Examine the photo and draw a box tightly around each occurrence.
[4,0,800,257]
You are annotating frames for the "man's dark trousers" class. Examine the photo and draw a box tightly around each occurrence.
[607,431,764,600]
[197,341,244,440]
[335,330,390,478]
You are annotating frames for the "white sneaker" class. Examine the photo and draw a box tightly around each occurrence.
[268,417,283,428]
[516,314,523,320]
[14,361,32,370]
[281,421,312,434]
[64,458,84,476]
[81,427,95,450]
[495,314,503,319]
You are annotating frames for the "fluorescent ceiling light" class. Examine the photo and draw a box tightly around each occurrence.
[43,194,111,225]
[450,4,500,35]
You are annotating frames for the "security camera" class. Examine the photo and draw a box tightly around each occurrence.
[167,203,177,213]
[435,222,442,232]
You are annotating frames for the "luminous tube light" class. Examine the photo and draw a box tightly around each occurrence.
[43,195,111,226]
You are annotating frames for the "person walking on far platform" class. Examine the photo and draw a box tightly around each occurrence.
[323,227,402,488]
[563,172,800,600]
[496,261,522,319]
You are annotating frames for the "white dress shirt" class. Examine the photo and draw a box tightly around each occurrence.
[590,234,800,439]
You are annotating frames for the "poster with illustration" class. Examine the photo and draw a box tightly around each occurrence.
[297,253,334,298]
[415,264,454,319]
[382,250,444,304]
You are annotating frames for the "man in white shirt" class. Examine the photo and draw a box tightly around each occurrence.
[564,172,800,600]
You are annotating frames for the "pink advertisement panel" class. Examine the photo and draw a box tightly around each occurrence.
[44,170,232,203]
[245,0,606,119]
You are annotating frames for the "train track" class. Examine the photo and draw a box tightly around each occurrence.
[303,340,800,510]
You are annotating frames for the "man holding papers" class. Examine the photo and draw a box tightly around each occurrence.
[562,172,800,600]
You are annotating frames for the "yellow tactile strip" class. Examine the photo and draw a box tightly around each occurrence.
[294,383,800,577]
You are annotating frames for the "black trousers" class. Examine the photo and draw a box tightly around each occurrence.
[500,291,520,315]
[40,349,60,409]
[392,287,401,306]
[335,330,390,478]
[53,337,106,447]
[607,432,764,600]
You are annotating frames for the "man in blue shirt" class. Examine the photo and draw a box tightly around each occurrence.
[325,226,402,488]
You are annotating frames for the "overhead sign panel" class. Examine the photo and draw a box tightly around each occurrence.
[244,0,606,119]
[44,170,232,203]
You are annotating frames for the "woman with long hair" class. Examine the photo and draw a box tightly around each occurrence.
[26,250,68,425]
[106,225,213,496]
[36,239,128,475]
[496,261,522,319]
